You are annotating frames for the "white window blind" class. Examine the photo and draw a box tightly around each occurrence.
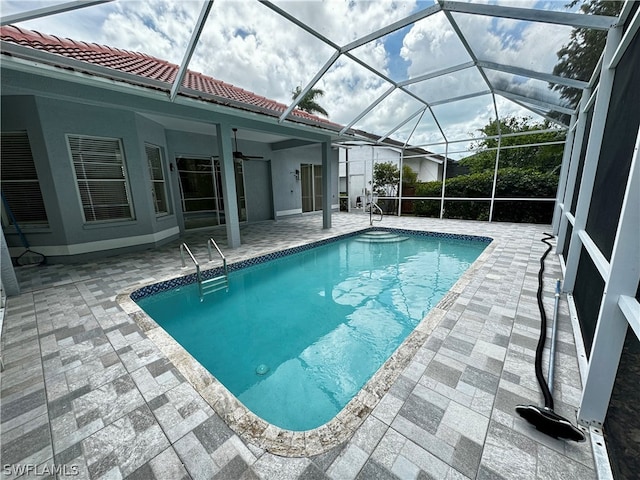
[67,135,134,223]
[145,144,169,215]
[0,131,49,227]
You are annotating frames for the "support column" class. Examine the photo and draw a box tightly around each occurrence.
[216,123,241,248]
[322,139,332,229]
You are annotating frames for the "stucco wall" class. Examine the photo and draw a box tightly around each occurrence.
[271,144,339,217]
[1,95,181,261]
[165,129,274,225]
[2,89,337,261]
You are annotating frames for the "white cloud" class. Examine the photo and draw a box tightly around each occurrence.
[5,0,576,151]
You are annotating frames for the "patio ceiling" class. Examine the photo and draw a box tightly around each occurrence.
[1,0,620,157]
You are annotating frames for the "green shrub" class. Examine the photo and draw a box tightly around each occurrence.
[411,168,558,223]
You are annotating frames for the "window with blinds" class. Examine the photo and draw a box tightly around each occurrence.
[67,135,134,223]
[145,144,169,216]
[0,131,49,227]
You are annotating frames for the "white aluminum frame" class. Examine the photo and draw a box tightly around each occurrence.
[554,7,640,433]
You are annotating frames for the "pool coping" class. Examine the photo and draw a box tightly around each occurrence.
[116,227,495,457]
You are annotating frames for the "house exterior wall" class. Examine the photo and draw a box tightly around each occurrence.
[1,93,333,261]
[1,95,67,249]
[232,139,275,223]
[2,95,182,262]
[339,145,443,209]
[36,96,179,261]
[271,144,339,217]
[404,158,441,183]
[165,129,275,225]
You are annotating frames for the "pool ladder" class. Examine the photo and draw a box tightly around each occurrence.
[368,202,383,226]
[180,238,228,300]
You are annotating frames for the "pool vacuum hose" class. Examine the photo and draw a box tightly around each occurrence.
[515,233,585,442]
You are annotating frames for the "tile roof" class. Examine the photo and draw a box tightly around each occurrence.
[0,25,340,130]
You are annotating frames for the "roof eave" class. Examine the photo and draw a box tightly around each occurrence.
[0,40,352,139]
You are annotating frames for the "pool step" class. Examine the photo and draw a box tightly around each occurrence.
[202,275,228,295]
[356,231,409,243]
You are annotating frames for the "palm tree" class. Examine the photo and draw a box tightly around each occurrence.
[292,85,328,117]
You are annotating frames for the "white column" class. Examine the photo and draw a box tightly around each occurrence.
[322,139,332,229]
[216,123,241,248]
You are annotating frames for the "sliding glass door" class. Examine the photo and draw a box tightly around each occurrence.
[301,163,322,213]
[177,157,246,229]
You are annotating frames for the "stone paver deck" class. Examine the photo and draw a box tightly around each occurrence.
[1,213,596,479]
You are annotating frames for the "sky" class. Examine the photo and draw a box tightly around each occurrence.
[1,0,584,157]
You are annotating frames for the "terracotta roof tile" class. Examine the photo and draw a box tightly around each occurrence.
[0,24,339,129]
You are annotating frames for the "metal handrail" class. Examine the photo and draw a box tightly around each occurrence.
[207,238,228,276]
[369,202,383,225]
[180,242,203,299]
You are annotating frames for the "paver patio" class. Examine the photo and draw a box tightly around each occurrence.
[1,213,596,479]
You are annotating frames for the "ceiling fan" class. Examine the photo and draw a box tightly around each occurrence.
[232,128,264,162]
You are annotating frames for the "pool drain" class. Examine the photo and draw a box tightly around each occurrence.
[256,364,269,375]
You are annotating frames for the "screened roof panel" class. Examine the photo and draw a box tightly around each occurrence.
[484,70,572,111]
[190,1,336,107]
[397,110,445,148]
[1,0,622,155]
[450,11,581,80]
[401,10,474,77]
[269,0,419,47]
[498,95,571,128]
[348,27,413,84]
[352,89,425,139]
[314,54,393,127]
[431,93,497,142]
[405,66,489,105]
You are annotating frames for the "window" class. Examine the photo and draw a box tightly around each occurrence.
[0,131,49,227]
[67,135,134,223]
[145,144,169,215]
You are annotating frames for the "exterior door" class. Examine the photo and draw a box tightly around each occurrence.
[301,163,323,213]
[177,157,246,230]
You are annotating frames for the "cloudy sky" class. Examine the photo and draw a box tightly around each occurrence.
[2,0,581,156]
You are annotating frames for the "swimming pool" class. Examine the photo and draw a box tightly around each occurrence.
[133,229,490,432]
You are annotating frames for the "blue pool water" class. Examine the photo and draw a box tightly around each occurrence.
[136,231,489,431]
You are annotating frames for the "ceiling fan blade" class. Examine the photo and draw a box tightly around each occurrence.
[232,128,264,160]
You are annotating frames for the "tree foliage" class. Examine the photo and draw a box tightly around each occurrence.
[292,86,329,116]
[552,0,623,107]
[402,165,418,186]
[373,161,400,197]
[460,116,565,174]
